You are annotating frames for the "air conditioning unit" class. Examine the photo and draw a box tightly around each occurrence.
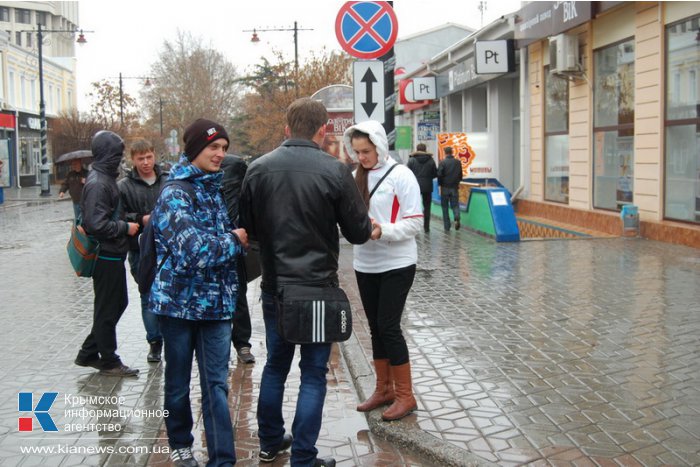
[549,34,580,74]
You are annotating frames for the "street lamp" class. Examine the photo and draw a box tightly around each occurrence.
[23,24,91,197]
[243,21,313,74]
[117,73,152,127]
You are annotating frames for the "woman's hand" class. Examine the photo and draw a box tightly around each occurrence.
[370,221,382,240]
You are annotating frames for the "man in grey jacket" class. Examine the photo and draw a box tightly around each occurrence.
[75,131,140,377]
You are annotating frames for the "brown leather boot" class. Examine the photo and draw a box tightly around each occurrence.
[357,359,394,412]
[382,363,417,421]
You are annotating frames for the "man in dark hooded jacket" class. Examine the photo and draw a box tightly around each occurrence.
[407,143,437,232]
[75,131,140,377]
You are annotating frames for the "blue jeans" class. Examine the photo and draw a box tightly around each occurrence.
[128,250,162,343]
[72,203,82,222]
[257,292,331,467]
[440,186,460,230]
[159,316,235,467]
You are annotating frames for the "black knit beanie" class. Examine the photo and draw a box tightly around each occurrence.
[183,118,229,162]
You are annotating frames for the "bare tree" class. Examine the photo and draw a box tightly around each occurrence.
[239,48,353,156]
[87,80,139,131]
[50,109,115,159]
[140,31,244,146]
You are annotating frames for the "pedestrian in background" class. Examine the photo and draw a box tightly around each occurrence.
[221,154,256,365]
[240,97,372,467]
[344,120,422,421]
[437,146,463,231]
[74,131,140,377]
[58,159,88,221]
[406,143,437,232]
[118,138,168,363]
[149,119,248,467]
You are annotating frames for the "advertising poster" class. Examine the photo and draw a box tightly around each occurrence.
[418,111,440,141]
[322,112,354,165]
[0,139,10,187]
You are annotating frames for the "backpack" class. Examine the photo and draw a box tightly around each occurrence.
[137,180,196,294]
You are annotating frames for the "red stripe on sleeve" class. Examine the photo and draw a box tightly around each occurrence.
[390,196,400,223]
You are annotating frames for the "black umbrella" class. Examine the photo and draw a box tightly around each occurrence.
[55,150,92,164]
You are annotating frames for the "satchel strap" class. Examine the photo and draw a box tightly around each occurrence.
[369,164,398,199]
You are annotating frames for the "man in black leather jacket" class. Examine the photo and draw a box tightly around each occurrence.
[240,98,371,467]
[75,131,140,377]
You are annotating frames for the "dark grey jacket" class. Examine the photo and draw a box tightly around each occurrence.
[437,155,463,189]
[80,131,130,256]
[240,139,372,293]
[407,152,437,194]
[118,165,169,250]
[220,154,248,224]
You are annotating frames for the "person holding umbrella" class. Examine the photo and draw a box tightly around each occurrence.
[59,158,88,221]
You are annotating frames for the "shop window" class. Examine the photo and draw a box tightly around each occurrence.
[665,15,700,224]
[593,39,635,211]
[544,67,569,203]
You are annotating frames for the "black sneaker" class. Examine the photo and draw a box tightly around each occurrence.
[99,364,139,377]
[314,457,336,467]
[259,433,293,463]
[236,346,256,364]
[74,355,102,370]
[455,220,461,230]
[147,340,162,363]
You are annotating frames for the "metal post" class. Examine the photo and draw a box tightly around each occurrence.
[119,72,124,127]
[381,2,396,153]
[293,21,299,73]
[38,24,50,196]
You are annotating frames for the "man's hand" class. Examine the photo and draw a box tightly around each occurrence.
[233,228,249,250]
[58,192,65,199]
[127,222,139,237]
[142,214,151,226]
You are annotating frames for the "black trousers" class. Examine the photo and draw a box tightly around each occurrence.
[355,264,416,366]
[421,191,432,232]
[78,255,128,369]
[231,260,252,349]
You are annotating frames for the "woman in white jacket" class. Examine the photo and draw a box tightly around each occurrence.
[343,120,423,421]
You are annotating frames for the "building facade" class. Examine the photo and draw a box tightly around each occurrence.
[516,1,700,247]
[0,2,79,188]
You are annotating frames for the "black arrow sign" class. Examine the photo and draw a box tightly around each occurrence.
[361,68,377,116]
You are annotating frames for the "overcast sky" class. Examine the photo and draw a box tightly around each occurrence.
[75,0,521,111]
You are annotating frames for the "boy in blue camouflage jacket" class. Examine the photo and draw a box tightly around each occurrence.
[148,119,248,467]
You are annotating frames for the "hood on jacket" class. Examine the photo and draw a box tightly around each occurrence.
[343,120,389,169]
[91,131,124,177]
[410,152,434,163]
